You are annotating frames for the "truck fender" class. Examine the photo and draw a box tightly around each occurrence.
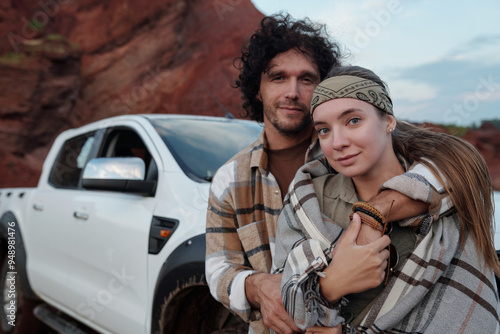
[151,234,207,332]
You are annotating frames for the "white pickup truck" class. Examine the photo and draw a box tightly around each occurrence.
[0,114,262,334]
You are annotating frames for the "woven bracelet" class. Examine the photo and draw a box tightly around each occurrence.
[352,206,385,225]
[352,201,386,223]
[349,212,384,232]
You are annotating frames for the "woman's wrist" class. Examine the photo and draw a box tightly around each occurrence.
[319,270,342,302]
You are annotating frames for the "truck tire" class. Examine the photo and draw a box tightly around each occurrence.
[0,258,42,334]
[152,235,247,333]
[158,281,247,334]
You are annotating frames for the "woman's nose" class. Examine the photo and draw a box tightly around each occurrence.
[332,129,349,150]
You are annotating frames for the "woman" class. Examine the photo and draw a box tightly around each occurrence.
[272,66,500,333]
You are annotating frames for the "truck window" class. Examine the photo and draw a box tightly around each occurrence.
[150,118,262,182]
[49,131,97,188]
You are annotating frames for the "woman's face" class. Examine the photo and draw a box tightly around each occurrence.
[313,98,396,180]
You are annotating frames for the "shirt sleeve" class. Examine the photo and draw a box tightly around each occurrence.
[380,160,452,236]
[205,163,257,323]
[281,239,345,330]
[273,197,345,330]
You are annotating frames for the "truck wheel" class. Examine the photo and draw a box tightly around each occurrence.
[158,284,248,334]
[0,258,42,334]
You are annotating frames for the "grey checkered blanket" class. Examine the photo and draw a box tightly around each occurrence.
[273,158,500,333]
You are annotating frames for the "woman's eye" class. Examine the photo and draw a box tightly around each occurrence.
[317,128,329,135]
[348,118,361,125]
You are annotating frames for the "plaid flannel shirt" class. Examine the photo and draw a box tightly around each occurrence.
[205,130,322,333]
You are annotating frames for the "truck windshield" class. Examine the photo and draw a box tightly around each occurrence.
[150,118,262,182]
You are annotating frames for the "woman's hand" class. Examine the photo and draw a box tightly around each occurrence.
[305,325,342,333]
[319,213,390,302]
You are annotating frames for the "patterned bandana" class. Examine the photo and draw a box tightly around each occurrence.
[310,75,393,115]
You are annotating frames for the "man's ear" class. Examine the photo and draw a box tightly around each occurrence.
[256,91,262,102]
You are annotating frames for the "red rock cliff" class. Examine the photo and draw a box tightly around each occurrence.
[0,1,498,191]
[0,0,263,187]
[462,123,500,191]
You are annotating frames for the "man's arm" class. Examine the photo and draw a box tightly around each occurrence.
[368,189,429,221]
[205,166,256,323]
[206,164,301,333]
[357,162,448,245]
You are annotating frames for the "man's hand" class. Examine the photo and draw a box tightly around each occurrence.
[245,272,301,334]
[357,189,429,245]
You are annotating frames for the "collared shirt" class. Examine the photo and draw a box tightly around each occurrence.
[205,130,322,334]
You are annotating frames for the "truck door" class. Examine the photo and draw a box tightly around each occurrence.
[27,123,158,334]
[65,125,158,334]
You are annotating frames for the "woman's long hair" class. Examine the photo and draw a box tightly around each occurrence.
[327,65,500,275]
[393,121,499,275]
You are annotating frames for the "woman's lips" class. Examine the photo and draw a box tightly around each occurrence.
[336,153,359,166]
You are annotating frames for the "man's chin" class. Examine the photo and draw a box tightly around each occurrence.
[276,121,311,137]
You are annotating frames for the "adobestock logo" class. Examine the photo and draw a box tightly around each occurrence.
[110,64,163,115]
[349,0,403,53]
[7,0,72,53]
[443,74,499,125]
[213,0,243,21]
[76,267,135,322]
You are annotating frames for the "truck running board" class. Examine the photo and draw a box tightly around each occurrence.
[33,304,89,334]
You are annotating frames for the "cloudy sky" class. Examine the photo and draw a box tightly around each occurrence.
[250,0,500,127]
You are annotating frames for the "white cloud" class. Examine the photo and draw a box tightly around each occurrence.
[458,85,500,103]
[394,103,429,120]
[389,80,436,102]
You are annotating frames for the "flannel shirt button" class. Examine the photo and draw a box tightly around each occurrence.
[274,190,279,195]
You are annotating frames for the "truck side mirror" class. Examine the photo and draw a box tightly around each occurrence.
[82,157,156,196]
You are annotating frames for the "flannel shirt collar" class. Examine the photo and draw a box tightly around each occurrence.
[249,130,268,174]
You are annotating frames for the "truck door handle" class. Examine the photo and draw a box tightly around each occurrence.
[33,203,44,211]
[73,211,89,220]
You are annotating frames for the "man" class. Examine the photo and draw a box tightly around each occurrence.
[206,14,438,334]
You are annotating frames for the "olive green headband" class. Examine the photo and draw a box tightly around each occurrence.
[310,75,393,115]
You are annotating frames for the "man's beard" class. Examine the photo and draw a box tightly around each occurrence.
[263,103,312,137]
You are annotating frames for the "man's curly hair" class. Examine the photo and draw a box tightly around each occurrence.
[234,14,342,122]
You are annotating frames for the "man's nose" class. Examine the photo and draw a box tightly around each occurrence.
[284,80,299,99]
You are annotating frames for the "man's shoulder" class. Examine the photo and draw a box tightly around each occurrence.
[212,134,263,188]
[227,141,259,164]
[219,132,264,170]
